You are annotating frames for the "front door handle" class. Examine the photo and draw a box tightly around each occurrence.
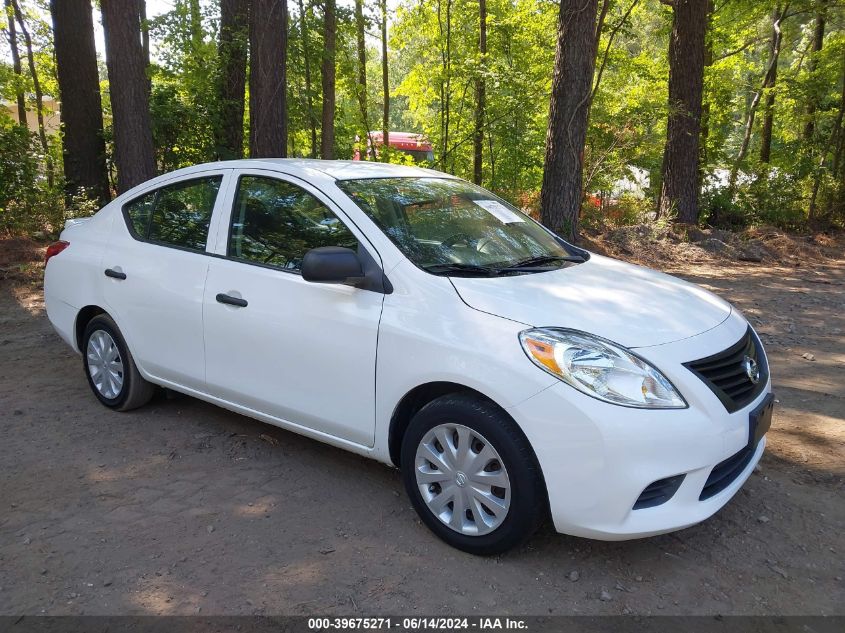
[216,293,248,308]
[104,268,126,280]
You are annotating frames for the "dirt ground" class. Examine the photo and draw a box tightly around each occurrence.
[0,236,843,616]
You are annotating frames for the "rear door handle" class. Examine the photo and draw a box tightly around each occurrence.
[216,293,248,308]
[104,268,126,280]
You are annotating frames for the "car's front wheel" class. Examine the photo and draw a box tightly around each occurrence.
[400,393,546,555]
[82,314,154,411]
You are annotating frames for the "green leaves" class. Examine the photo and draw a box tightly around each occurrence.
[4,0,845,234]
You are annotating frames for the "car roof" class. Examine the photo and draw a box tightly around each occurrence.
[159,159,454,182]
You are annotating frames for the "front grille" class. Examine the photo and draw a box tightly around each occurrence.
[699,443,755,500]
[633,474,685,510]
[684,327,767,413]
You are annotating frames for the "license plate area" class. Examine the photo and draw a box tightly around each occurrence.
[749,393,774,447]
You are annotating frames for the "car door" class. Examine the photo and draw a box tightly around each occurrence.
[202,170,384,447]
[103,171,230,391]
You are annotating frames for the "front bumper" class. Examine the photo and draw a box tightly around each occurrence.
[507,311,772,540]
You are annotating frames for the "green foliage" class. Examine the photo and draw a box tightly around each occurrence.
[704,171,815,232]
[287,2,321,158]
[148,1,219,170]
[586,1,670,199]
[581,193,655,232]
[392,0,556,195]
[0,122,63,235]
[390,0,845,230]
[4,0,845,236]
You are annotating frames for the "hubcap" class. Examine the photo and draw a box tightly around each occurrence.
[414,423,511,536]
[86,330,124,400]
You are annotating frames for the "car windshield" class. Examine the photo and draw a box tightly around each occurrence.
[336,177,582,275]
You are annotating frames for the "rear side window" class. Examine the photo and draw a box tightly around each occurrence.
[125,192,155,237]
[228,175,358,271]
[123,176,223,252]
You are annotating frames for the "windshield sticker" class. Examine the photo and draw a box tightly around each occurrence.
[473,199,525,224]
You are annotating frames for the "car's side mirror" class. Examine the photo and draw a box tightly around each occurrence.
[301,246,365,286]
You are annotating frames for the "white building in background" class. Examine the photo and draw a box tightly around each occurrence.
[594,166,748,201]
[608,165,650,198]
[589,165,651,204]
[2,97,61,135]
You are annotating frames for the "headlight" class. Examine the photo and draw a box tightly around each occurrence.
[519,328,686,409]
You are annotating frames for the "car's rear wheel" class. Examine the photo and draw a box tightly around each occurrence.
[400,393,546,555]
[82,314,154,411]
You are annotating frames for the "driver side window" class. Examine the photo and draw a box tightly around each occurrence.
[228,175,358,271]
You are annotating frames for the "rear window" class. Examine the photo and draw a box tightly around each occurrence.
[123,176,223,252]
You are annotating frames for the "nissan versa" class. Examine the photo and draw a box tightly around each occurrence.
[43,160,773,554]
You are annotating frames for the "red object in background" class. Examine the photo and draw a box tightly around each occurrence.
[45,240,70,264]
[585,194,602,209]
[353,131,434,161]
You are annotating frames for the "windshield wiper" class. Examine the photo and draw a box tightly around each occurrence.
[424,255,585,277]
[500,254,585,271]
[423,263,501,277]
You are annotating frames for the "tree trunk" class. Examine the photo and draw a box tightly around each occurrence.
[487,124,495,186]
[539,0,600,240]
[381,0,389,152]
[189,0,202,51]
[759,5,785,164]
[437,0,451,170]
[298,0,318,158]
[320,0,336,159]
[11,0,53,187]
[594,0,610,58]
[101,0,156,193]
[832,57,845,186]
[215,0,249,159]
[140,1,150,67]
[657,0,707,225]
[591,0,639,109]
[728,4,788,193]
[249,0,288,158]
[140,1,151,94]
[354,0,371,152]
[438,0,444,165]
[828,70,845,218]
[803,0,828,141]
[472,0,486,185]
[3,0,27,129]
[810,48,845,220]
[699,0,713,186]
[50,0,110,205]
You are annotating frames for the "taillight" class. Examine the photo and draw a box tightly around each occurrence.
[45,240,70,265]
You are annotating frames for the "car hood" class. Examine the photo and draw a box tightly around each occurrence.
[450,254,732,348]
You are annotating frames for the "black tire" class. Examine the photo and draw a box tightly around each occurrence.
[400,393,546,555]
[82,314,155,411]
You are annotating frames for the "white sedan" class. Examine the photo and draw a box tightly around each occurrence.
[44,160,773,554]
